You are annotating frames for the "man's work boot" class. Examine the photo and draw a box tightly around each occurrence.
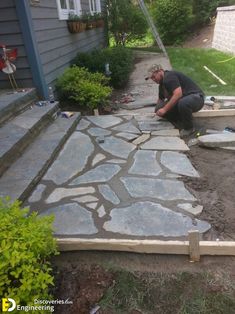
[180,128,195,138]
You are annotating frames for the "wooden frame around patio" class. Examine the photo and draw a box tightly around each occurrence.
[57,231,235,262]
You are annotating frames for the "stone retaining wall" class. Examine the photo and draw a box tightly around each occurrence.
[212,6,235,54]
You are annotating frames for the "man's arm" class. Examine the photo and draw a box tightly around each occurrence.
[156,87,182,117]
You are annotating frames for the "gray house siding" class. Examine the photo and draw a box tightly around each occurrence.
[0,0,107,92]
[0,0,33,88]
[30,0,107,88]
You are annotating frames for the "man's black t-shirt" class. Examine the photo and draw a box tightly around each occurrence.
[159,70,204,100]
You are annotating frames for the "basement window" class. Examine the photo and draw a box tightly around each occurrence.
[89,0,101,14]
[57,0,82,20]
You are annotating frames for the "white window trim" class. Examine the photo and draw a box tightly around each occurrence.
[89,0,101,15]
[56,0,82,20]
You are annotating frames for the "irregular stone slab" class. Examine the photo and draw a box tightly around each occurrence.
[121,177,196,201]
[44,132,94,184]
[132,134,150,145]
[104,201,210,236]
[92,153,106,166]
[97,205,106,218]
[152,129,180,137]
[46,187,95,204]
[70,164,121,185]
[141,137,189,151]
[134,114,156,122]
[98,184,120,205]
[86,202,98,209]
[88,127,111,137]
[116,115,133,121]
[28,184,46,203]
[177,203,203,216]
[116,132,139,141]
[129,151,162,176]
[138,121,175,132]
[72,195,98,203]
[198,133,235,148]
[76,118,91,130]
[40,203,97,235]
[87,115,122,128]
[106,159,126,164]
[161,151,200,177]
[112,121,141,134]
[99,136,136,159]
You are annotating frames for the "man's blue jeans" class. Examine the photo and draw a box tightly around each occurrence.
[155,94,204,130]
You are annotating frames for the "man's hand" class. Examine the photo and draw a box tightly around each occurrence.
[156,107,167,117]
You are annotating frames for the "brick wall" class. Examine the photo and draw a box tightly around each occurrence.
[212,6,235,54]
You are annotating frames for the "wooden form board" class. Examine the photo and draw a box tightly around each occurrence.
[57,238,235,260]
[193,109,235,117]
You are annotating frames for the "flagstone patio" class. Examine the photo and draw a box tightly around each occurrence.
[26,115,211,239]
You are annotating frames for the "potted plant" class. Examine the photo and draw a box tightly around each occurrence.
[82,12,94,30]
[67,13,86,33]
[94,12,105,28]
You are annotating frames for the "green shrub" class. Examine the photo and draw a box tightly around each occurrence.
[56,66,112,109]
[107,0,148,46]
[73,46,134,88]
[153,0,193,45]
[0,197,58,312]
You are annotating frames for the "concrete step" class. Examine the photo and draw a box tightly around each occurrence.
[0,88,38,126]
[0,101,59,177]
[0,113,81,202]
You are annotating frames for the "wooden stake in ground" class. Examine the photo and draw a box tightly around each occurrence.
[188,230,200,262]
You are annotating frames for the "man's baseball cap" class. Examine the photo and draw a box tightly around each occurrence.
[145,64,163,81]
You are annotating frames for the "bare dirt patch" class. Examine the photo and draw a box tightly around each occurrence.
[183,116,235,240]
[183,24,215,49]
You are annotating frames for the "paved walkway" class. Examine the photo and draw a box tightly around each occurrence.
[26,52,211,240]
[27,115,211,239]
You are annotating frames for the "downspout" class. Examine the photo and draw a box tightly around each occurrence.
[15,0,48,99]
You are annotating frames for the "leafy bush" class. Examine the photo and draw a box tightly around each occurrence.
[106,0,148,46]
[56,66,112,109]
[73,46,134,88]
[192,0,235,26]
[0,197,58,311]
[153,0,193,45]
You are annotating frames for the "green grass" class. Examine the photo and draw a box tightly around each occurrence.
[167,48,235,96]
[99,270,235,314]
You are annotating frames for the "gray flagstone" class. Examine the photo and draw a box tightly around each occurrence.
[121,177,196,201]
[104,201,211,236]
[70,164,121,185]
[98,184,120,205]
[140,136,189,151]
[129,150,162,176]
[76,118,91,130]
[112,121,141,134]
[138,121,175,131]
[40,203,98,235]
[99,136,136,159]
[44,132,94,184]
[87,115,123,128]
[91,153,106,166]
[161,151,200,177]
[87,127,111,137]
[116,132,139,141]
[46,187,95,204]
[28,184,46,203]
